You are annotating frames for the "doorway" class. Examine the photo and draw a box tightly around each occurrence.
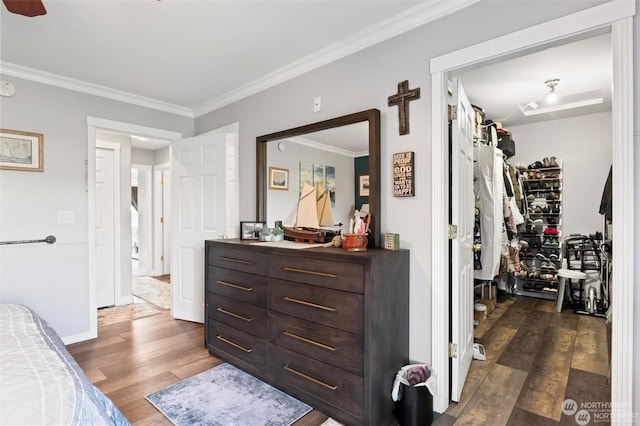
[429,2,635,417]
[130,161,172,312]
[87,117,182,338]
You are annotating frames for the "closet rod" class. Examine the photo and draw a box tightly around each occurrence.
[0,235,57,246]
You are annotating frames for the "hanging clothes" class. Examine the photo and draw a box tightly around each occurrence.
[599,166,612,222]
[474,144,504,280]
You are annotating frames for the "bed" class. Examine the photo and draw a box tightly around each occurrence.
[0,304,129,425]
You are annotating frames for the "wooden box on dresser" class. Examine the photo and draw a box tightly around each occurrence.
[204,239,410,426]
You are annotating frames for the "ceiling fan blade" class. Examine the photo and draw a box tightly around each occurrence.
[3,0,47,17]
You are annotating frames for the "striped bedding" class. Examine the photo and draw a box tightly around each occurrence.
[0,304,129,425]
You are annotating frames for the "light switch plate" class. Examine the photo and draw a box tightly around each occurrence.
[58,211,74,224]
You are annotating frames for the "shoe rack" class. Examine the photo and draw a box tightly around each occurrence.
[515,159,562,300]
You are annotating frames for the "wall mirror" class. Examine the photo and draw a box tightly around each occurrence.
[257,109,381,247]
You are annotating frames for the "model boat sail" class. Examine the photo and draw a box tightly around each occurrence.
[283,182,339,243]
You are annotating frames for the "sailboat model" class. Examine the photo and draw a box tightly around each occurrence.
[283,182,339,243]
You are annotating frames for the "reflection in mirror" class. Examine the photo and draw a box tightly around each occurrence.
[265,122,368,234]
[257,109,381,247]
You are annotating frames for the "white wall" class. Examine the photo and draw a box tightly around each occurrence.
[0,76,193,340]
[509,112,612,237]
[194,0,613,364]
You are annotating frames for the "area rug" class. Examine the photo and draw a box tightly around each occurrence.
[146,363,311,426]
[132,276,170,309]
[97,303,162,327]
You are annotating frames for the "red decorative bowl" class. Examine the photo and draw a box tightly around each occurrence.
[342,233,368,252]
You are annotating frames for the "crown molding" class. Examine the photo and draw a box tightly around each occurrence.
[0,62,194,118]
[286,136,361,158]
[192,0,481,117]
[1,0,479,119]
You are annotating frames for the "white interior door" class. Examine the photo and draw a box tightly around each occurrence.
[162,168,171,275]
[171,129,238,322]
[96,147,116,308]
[450,77,475,402]
[154,165,171,276]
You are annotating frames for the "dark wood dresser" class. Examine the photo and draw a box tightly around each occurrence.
[204,239,409,425]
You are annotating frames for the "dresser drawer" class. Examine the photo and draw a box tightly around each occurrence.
[208,321,267,371]
[269,344,364,418]
[269,254,364,293]
[209,294,267,338]
[269,311,363,375]
[208,266,267,306]
[269,279,363,335]
[208,246,267,275]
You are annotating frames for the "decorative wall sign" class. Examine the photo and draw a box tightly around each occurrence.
[393,151,414,197]
[387,80,420,135]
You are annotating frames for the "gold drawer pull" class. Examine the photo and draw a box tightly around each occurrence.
[283,267,336,278]
[284,331,336,351]
[218,256,253,265]
[217,280,253,292]
[283,297,337,312]
[216,335,252,353]
[217,307,253,322]
[284,365,337,391]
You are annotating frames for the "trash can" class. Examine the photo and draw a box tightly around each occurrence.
[391,364,436,426]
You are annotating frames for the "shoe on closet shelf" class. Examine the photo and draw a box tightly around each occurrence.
[533,219,544,234]
[546,192,559,201]
[549,156,559,168]
[536,252,549,261]
[543,157,550,168]
[532,207,543,219]
[527,194,536,202]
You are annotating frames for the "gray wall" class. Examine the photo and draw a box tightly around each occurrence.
[194,0,615,365]
[0,76,193,339]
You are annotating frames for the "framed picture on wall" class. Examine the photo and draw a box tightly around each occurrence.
[269,167,289,190]
[359,175,370,197]
[240,221,266,240]
[0,129,44,172]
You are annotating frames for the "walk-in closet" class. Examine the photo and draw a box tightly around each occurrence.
[443,32,613,424]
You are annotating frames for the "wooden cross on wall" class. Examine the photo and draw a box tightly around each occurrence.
[388,80,420,135]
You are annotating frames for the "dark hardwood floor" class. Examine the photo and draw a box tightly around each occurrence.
[435,294,611,425]
[68,293,610,426]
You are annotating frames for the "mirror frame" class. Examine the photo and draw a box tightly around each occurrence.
[257,108,381,247]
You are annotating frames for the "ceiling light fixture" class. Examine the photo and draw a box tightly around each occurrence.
[520,89,603,117]
[545,78,560,103]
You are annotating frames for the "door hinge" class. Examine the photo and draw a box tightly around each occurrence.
[449,342,458,358]
[160,178,164,185]
[448,224,458,240]
[160,255,164,261]
[448,104,457,121]
[160,217,164,223]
